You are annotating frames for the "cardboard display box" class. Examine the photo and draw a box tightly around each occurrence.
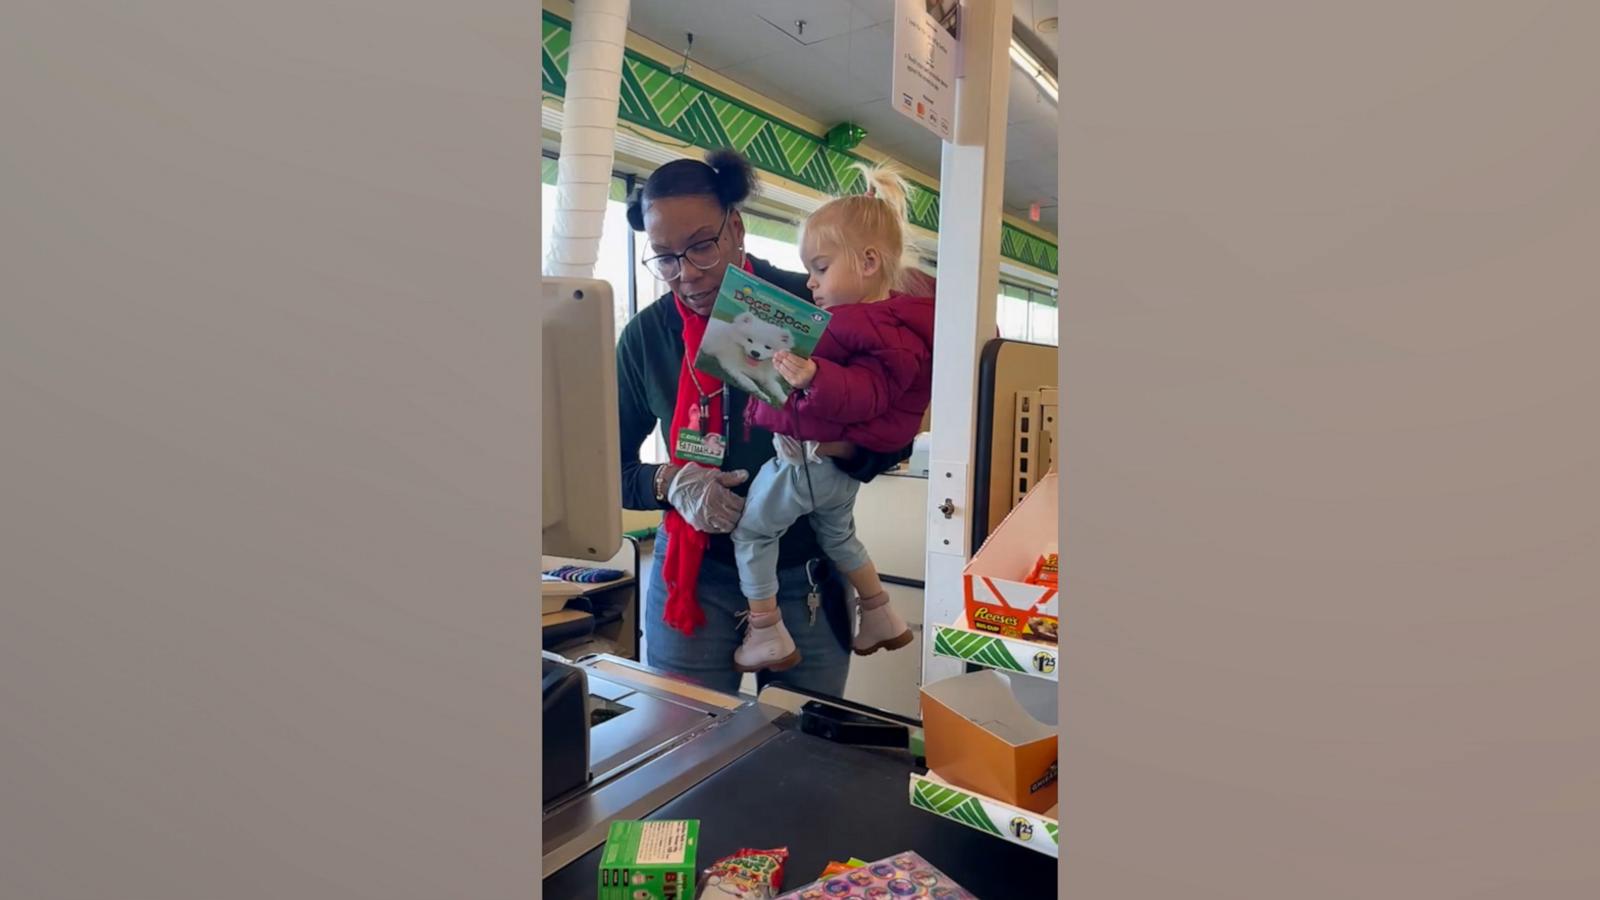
[598,819,699,900]
[965,471,1058,643]
[921,670,1057,814]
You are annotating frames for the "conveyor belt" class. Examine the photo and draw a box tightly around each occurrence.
[544,728,1056,899]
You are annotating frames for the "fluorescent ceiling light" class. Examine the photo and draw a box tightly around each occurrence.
[1009,40,1058,104]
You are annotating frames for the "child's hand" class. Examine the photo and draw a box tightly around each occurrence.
[774,351,817,389]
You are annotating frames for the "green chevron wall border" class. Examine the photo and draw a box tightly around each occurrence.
[542,11,1057,277]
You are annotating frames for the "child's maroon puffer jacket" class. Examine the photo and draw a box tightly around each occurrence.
[745,291,935,453]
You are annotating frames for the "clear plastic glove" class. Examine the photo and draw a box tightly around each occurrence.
[772,433,804,466]
[773,433,823,466]
[667,465,749,534]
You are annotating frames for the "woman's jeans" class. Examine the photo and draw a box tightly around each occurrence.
[643,529,851,698]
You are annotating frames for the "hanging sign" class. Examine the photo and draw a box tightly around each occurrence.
[891,0,959,141]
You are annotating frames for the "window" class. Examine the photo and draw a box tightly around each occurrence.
[1027,292,1058,344]
[632,247,669,315]
[997,279,1058,345]
[743,209,805,274]
[998,283,1032,340]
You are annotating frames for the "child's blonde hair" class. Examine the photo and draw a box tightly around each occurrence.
[800,160,914,295]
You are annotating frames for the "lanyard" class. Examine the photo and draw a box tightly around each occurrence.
[682,354,731,439]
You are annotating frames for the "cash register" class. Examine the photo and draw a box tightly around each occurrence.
[539,277,782,870]
[540,652,777,874]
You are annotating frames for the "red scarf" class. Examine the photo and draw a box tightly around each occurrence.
[661,259,753,635]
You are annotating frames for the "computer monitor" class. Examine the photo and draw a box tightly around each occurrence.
[542,277,621,561]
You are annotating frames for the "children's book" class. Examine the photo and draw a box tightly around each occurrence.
[692,265,832,408]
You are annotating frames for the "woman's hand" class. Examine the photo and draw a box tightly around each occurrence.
[666,465,749,534]
[773,351,817,390]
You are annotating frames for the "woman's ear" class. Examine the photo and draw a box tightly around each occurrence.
[728,209,746,257]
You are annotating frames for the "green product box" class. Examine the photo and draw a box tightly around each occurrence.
[597,819,700,900]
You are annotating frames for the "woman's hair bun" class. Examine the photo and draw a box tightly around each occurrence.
[705,148,757,207]
[629,149,757,228]
[625,186,646,231]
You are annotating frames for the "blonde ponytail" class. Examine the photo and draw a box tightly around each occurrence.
[850,160,910,230]
[800,159,918,295]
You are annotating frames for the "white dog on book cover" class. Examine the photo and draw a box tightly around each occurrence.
[700,311,793,405]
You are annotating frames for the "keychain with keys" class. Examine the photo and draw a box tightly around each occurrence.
[805,559,824,627]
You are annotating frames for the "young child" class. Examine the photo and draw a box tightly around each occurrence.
[730,163,934,673]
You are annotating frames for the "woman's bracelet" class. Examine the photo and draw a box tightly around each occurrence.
[653,464,675,503]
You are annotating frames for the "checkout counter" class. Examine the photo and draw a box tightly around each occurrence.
[543,653,1056,898]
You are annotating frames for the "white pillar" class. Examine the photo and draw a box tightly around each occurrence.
[922,0,1013,686]
[546,0,631,278]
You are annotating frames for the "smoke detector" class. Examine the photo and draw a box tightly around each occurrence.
[1036,16,1058,34]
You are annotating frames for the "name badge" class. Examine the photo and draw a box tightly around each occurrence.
[674,429,726,466]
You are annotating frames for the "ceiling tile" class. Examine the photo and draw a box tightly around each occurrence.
[742,0,872,46]
[844,97,942,172]
[1010,158,1057,196]
[1008,72,1058,118]
[1006,167,1057,205]
[626,0,796,73]
[1016,0,1060,38]
[1004,180,1039,206]
[846,0,896,26]
[781,18,894,117]
[841,19,896,97]
[723,43,887,126]
[1025,177,1060,207]
[1008,117,1059,160]
[1009,89,1058,126]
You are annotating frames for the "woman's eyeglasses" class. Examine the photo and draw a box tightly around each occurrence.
[642,211,730,280]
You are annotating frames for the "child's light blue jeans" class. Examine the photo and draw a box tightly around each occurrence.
[732,456,872,601]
